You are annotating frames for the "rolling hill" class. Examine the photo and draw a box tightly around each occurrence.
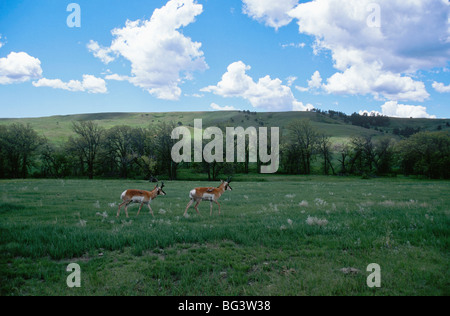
[0,111,449,145]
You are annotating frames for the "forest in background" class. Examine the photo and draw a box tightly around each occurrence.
[0,110,449,180]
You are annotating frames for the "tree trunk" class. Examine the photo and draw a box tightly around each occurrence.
[21,155,28,179]
[88,162,94,180]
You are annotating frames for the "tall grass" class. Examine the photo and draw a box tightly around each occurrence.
[1,178,449,295]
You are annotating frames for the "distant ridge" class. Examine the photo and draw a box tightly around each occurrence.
[0,111,448,145]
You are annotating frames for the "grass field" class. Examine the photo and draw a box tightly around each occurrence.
[0,177,449,296]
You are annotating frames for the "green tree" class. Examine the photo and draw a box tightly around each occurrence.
[0,123,44,178]
[373,137,395,175]
[70,121,104,180]
[40,142,71,178]
[102,126,137,178]
[334,143,352,175]
[0,125,6,178]
[349,136,375,175]
[399,131,450,179]
[318,134,335,175]
[287,119,320,174]
[132,127,157,180]
[153,122,178,180]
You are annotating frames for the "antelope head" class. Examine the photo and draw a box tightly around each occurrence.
[223,177,233,191]
[156,182,166,196]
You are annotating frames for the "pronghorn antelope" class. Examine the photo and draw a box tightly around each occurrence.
[117,183,166,218]
[184,177,233,216]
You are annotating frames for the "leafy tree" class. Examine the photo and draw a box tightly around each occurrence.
[102,126,137,178]
[334,143,352,175]
[40,142,71,178]
[131,127,157,180]
[349,136,376,175]
[373,137,395,175]
[0,123,44,178]
[399,131,450,179]
[287,119,320,174]
[153,122,178,180]
[318,134,335,175]
[70,121,104,179]
[0,125,6,178]
[280,142,301,174]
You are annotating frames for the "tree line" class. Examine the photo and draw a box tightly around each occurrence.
[0,121,178,180]
[0,119,449,180]
[280,119,449,179]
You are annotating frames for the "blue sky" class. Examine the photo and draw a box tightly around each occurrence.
[0,0,449,118]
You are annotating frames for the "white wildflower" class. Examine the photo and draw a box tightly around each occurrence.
[306,216,328,226]
[379,200,395,207]
[96,211,108,222]
[314,198,328,207]
[340,267,360,275]
[299,200,309,207]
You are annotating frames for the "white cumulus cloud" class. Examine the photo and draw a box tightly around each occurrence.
[202,61,313,112]
[91,0,208,100]
[432,81,450,93]
[242,0,299,30]
[287,0,450,102]
[296,70,323,92]
[293,102,314,112]
[0,52,42,84]
[323,63,430,102]
[381,101,436,119]
[210,103,239,111]
[362,101,436,119]
[359,110,382,117]
[87,40,115,64]
[33,75,107,94]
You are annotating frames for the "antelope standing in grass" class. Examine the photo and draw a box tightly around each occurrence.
[184,177,233,216]
[117,183,166,218]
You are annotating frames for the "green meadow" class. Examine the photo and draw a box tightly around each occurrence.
[1,177,448,296]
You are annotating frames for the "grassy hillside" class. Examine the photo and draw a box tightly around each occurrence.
[0,111,449,145]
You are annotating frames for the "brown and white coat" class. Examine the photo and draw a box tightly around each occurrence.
[117,183,166,218]
[184,178,233,216]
